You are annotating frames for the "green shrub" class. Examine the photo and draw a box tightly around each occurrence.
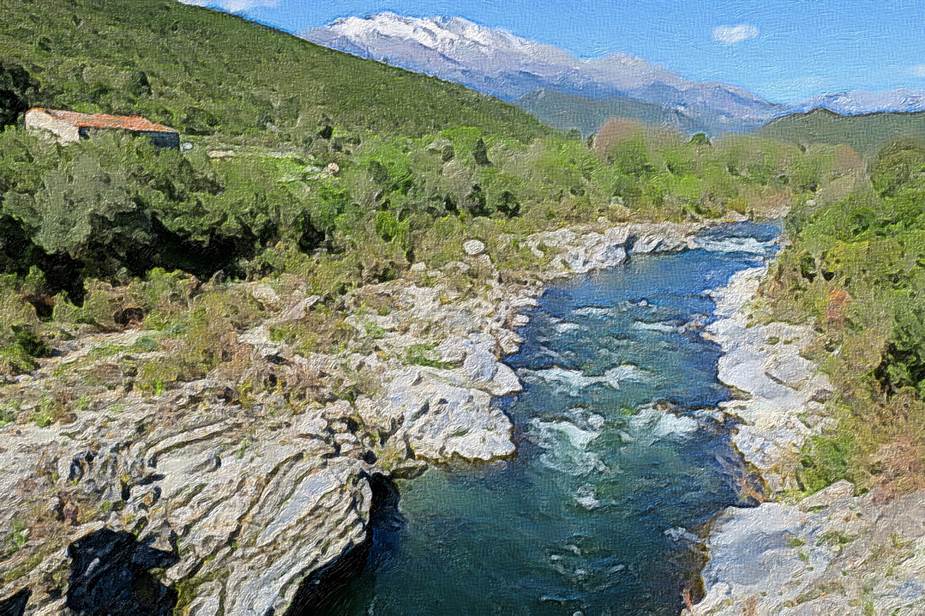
[878,301,925,396]
[268,303,354,355]
[403,343,451,369]
[797,431,858,495]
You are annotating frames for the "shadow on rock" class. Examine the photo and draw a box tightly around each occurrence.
[0,588,30,616]
[286,473,405,616]
[66,528,179,616]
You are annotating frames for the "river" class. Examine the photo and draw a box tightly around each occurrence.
[318,221,781,616]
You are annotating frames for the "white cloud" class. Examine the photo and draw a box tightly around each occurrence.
[712,24,759,45]
[180,0,278,13]
[913,64,925,78]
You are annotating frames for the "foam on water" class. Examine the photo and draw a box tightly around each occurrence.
[694,236,778,255]
[566,408,606,432]
[534,343,573,364]
[605,363,653,385]
[520,366,604,395]
[527,413,610,477]
[521,363,653,394]
[575,484,602,510]
[628,405,700,439]
[572,306,613,318]
[530,417,601,450]
[632,320,678,333]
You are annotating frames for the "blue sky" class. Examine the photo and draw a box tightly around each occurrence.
[193,0,925,103]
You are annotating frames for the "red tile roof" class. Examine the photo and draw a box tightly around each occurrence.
[31,108,177,134]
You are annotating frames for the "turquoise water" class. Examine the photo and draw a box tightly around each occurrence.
[319,222,780,616]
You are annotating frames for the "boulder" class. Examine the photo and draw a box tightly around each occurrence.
[463,239,486,257]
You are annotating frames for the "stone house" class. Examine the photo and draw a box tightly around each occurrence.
[25,108,180,149]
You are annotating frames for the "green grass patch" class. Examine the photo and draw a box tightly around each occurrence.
[403,343,452,369]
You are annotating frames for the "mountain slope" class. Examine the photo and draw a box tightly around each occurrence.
[760,109,925,154]
[305,13,784,133]
[0,0,547,140]
[516,90,709,136]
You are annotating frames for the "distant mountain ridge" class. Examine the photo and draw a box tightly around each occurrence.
[760,108,925,154]
[793,90,925,116]
[305,12,784,134]
[306,12,925,137]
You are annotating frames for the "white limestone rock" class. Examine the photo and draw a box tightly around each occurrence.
[691,484,925,616]
[463,239,486,257]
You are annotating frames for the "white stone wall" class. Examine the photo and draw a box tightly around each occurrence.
[24,109,81,143]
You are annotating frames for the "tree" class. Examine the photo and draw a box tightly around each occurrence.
[463,184,490,217]
[495,190,521,218]
[0,62,38,127]
[473,138,491,166]
[689,132,711,146]
[4,150,154,277]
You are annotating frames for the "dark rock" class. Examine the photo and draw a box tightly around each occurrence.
[284,474,401,616]
[0,588,30,616]
[66,528,178,616]
[68,451,96,483]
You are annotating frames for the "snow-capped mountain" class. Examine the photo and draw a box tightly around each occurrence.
[794,90,925,115]
[305,13,784,133]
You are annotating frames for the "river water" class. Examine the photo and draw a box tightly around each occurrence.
[322,221,780,616]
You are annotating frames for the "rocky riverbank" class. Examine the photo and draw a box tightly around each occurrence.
[0,220,699,615]
[688,267,925,615]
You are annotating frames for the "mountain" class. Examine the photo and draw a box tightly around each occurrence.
[794,89,925,116]
[1,0,546,140]
[760,108,925,154]
[305,12,784,134]
[516,90,710,136]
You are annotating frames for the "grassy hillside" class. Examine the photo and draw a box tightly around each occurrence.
[761,109,925,155]
[0,0,546,140]
[516,89,708,137]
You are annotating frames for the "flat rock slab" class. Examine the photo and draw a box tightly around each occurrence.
[694,482,925,616]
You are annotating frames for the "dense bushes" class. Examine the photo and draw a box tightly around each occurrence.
[0,118,853,379]
[765,139,925,493]
[0,123,846,300]
[0,129,231,284]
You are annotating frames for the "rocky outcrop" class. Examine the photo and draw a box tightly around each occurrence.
[694,482,925,615]
[0,220,703,615]
[0,376,375,616]
[526,221,697,274]
[705,267,833,493]
[690,267,925,616]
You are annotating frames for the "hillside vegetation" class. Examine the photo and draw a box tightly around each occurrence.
[0,0,546,140]
[0,1,857,436]
[762,140,925,494]
[761,109,925,155]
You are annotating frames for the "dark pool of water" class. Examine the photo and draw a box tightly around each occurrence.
[318,222,780,616]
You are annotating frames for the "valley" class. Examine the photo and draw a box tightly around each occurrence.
[0,2,924,615]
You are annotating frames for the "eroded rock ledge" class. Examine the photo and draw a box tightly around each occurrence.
[690,267,925,615]
[0,221,697,615]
